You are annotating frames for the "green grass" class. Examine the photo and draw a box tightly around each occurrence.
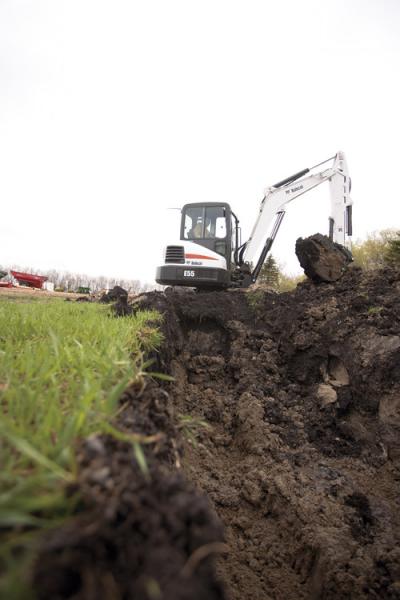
[0,298,162,597]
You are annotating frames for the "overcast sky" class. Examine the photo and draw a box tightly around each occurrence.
[1,0,400,284]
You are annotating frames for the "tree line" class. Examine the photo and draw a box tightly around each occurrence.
[350,229,400,270]
[0,264,156,293]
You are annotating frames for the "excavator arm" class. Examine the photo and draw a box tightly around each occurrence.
[239,151,352,283]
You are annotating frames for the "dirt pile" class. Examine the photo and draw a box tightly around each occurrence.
[99,285,129,304]
[33,264,400,599]
[33,383,226,600]
[136,264,400,599]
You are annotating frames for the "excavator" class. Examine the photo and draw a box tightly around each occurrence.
[156,151,353,289]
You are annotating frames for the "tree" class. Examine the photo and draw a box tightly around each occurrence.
[277,272,305,292]
[351,229,398,270]
[256,255,304,292]
[258,255,280,288]
[385,231,400,265]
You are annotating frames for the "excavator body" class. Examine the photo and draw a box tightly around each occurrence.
[155,202,248,288]
[156,152,353,289]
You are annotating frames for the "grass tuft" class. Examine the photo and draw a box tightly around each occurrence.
[0,298,162,597]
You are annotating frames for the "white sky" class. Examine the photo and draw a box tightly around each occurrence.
[1,0,400,283]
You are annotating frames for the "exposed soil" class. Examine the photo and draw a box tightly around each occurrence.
[33,383,226,600]
[33,263,400,599]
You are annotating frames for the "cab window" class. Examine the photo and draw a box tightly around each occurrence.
[205,206,226,239]
[183,207,205,239]
[183,205,227,239]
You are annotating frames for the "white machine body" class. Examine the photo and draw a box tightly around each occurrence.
[163,240,227,270]
[156,151,353,288]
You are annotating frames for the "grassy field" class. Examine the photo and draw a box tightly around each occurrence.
[0,297,161,597]
[0,286,84,301]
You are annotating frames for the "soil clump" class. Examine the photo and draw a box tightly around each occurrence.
[100,285,129,304]
[296,233,353,282]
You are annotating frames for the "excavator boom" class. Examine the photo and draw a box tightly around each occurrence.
[242,152,352,282]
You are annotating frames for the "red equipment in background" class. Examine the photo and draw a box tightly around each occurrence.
[0,270,12,288]
[10,271,48,289]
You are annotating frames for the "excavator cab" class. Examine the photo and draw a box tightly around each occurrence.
[181,203,237,265]
[156,202,241,288]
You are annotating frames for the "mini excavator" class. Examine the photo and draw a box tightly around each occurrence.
[156,151,353,289]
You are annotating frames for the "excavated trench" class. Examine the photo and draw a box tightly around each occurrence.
[34,265,400,599]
